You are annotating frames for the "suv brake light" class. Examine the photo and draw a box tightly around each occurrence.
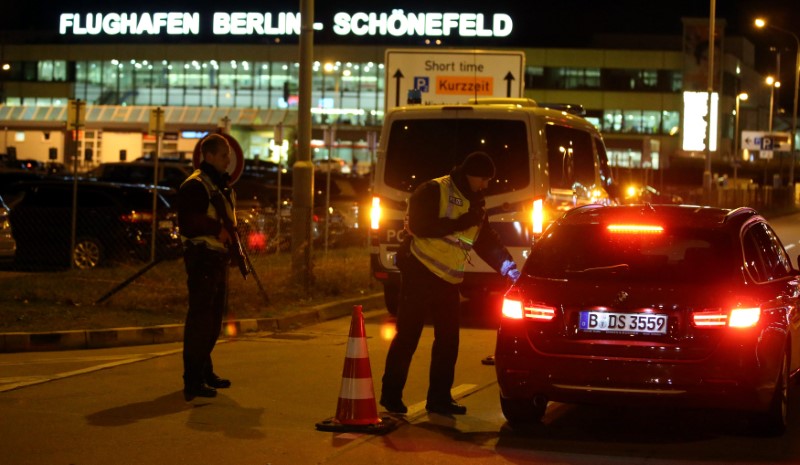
[607,224,663,234]
[501,297,524,319]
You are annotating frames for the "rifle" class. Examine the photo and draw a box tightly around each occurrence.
[209,190,250,279]
[208,187,270,306]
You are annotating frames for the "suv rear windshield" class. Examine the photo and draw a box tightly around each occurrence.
[524,224,736,284]
[384,118,529,194]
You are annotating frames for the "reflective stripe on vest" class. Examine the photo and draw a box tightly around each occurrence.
[179,170,236,253]
[411,176,480,284]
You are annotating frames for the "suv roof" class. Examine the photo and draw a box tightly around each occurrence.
[560,204,761,230]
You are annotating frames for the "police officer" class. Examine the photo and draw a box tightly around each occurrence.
[380,151,521,415]
[177,133,236,401]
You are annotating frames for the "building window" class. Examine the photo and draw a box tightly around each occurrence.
[525,66,545,88]
[559,68,601,89]
[37,61,67,82]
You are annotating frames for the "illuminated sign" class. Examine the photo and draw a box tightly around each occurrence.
[60,13,200,35]
[58,11,513,38]
[332,11,511,37]
[384,49,524,111]
[682,91,718,152]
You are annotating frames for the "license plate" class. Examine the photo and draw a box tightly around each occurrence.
[158,220,173,229]
[578,311,668,335]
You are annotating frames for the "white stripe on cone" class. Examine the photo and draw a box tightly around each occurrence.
[345,337,369,359]
[339,377,376,400]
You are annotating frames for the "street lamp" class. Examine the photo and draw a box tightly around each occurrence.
[763,77,781,188]
[766,76,781,132]
[734,92,749,204]
[756,18,800,193]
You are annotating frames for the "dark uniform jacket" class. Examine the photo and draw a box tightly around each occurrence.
[176,161,230,241]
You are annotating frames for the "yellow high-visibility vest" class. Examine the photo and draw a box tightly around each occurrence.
[179,170,236,253]
[410,175,480,284]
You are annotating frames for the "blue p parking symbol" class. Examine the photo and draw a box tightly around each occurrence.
[414,77,429,93]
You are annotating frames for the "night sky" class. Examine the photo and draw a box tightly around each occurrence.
[4,0,797,42]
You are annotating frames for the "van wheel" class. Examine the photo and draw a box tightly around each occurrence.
[749,350,789,436]
[383,281,400,315]
[73,237,104,270]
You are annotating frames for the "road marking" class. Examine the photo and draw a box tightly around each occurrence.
[322,381,495,462]
[0,347,182,393]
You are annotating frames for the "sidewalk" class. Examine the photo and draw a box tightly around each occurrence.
[0,292,384,353]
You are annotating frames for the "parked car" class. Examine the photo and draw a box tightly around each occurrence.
[86,161,192,189]
[313,173,370,246]
[0,169,48,196]
[0,194,15,261]
[313,157,351,174]
[496,204,800,435]
[6,180,182,270]
[234,178,296,253]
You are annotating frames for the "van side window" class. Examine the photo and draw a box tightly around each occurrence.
[594,137,618,199]
[545,125,595,189]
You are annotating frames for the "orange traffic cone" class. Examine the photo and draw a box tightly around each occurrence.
[316,305,398,434]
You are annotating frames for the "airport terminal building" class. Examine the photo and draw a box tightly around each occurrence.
[0,6,781,176]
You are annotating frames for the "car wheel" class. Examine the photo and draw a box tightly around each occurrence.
[749,350,789,436]
[500,395,547,426]
[383,281,400,316]
[73,237,104,270]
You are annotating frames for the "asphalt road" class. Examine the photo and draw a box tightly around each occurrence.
[4,302,800,465]
[3,212,800,464]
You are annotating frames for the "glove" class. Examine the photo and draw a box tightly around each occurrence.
[501,259,521,283]
[454,207,485,230]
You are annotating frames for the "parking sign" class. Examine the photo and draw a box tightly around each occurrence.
[384,49,525,112]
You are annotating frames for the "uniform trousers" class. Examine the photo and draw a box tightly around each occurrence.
[182,243,229,388]
[381,253,461,405]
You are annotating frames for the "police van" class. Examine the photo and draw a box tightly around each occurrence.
[369,98,616,314]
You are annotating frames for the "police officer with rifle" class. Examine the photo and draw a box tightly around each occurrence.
[176,133,247,401]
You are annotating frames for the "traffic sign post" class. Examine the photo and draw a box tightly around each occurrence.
[148,107,165,263]
[66,99,86,270]
[384,49,525,112]
[742,131,792,152]
[274,123,284,254]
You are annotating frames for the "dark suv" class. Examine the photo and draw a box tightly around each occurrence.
[6,180,182,269]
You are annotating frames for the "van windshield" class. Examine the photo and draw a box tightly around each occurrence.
[384,119,529,194]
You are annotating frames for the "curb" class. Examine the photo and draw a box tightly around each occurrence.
[0,292,384,353]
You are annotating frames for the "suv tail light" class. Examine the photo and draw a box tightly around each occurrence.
[502,296,556,321]
[502,297,524,319]
[692,307,760,328]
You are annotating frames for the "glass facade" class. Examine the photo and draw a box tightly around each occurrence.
[70,59,385,126]
[7,59,681,133]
